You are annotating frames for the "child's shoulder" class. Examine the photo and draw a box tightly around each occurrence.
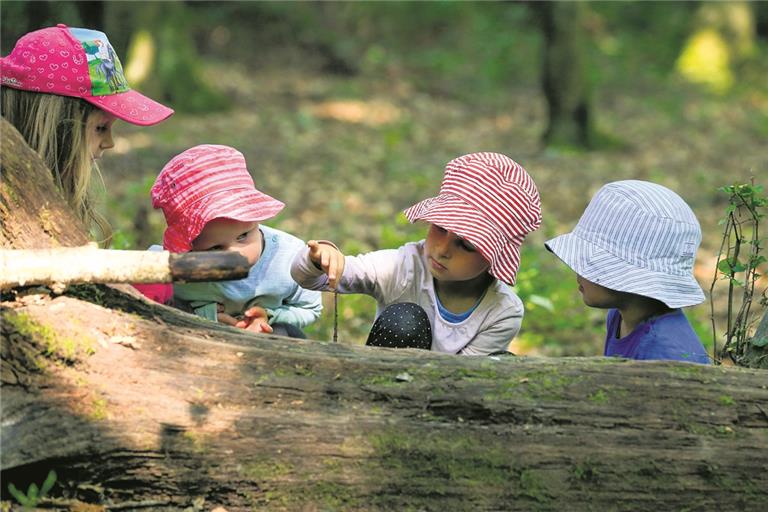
[486,281,524,316]
[261,224,306,250]
[641,310,709,363]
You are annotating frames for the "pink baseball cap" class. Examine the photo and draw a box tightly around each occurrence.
[152,145,285,253]
[1,24,173,126]
[404,152,542,285]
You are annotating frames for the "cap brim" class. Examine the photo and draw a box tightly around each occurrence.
[85,89,173,126]
[545,232,705,308]
[163,188,284,253]
[405,194,520,285]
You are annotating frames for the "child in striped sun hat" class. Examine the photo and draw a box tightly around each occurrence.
[291,152,542,355]
[545,180,710,363]
[145,144,322,337]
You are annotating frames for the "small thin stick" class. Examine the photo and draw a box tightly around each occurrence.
[333,290,339,343]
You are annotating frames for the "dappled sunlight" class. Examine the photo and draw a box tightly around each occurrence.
[125,29,155,87]
[676,29,733,93]
[112,133,154,155]
[305,99,402,126]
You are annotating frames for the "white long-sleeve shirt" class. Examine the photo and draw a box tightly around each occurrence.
[290,240,523,355]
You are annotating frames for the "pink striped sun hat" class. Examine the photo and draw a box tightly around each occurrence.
[151,145,285,253]
[1,24,173,126]
[404,152,542,285]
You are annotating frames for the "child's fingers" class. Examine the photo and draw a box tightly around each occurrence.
[243,306,268,319]
[329,254,345,290]
[218,312,239,326]
[307,240,321,259]
[260,323,274,334]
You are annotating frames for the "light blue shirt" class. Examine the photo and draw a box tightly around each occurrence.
[172,225,322,328]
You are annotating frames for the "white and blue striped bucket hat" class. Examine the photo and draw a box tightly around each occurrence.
[545,180,704,308]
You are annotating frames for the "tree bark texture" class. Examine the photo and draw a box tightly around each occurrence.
[2,288,768,511]
[0,119,90,249]
[2,104,768,512]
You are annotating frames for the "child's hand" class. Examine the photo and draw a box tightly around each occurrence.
[235,306,274,334]
[217,303,240,326]
[307,240,345,290]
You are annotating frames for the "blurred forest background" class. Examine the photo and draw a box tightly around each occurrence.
[2,0,766,358]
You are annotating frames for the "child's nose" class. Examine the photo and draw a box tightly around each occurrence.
[101,132,115,150]
[435,234,452,256]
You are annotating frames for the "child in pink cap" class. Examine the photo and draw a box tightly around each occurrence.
[291,152,542,355]
[148,144,322,337]
[1,25,173,243]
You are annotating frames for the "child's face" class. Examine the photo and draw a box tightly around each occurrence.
[425,224,490,282]
[191,218,263,266]
[86,110,116,160]
[576,275,624,309]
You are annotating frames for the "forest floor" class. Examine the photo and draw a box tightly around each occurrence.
[100,46,768,357]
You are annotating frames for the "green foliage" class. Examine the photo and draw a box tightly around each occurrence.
[7,470,56,509]
[513,242,604,356]
[710,182,768,368]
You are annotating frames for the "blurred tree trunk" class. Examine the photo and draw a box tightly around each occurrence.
[534,1,595,148]
[120,1,228,112]
[75,1,105,31]
[2,118,767,510]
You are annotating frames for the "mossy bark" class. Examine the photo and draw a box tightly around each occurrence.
[2,292,767,510]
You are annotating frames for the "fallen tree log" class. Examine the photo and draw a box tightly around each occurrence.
[1,117,767,510]
[2,290,768,510]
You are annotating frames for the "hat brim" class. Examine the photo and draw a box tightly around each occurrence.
[545,232,705,308]
[163,187,284,253]
[405,194,521,285]
[85,89,173,126]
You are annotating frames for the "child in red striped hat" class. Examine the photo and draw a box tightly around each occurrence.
[291,152,542,354]
[146,144,322,337]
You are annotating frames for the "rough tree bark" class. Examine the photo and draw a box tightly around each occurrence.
[2,118,767,510]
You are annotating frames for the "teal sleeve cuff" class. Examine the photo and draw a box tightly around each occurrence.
[193,302,218,322]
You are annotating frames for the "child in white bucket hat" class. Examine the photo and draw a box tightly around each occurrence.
[145,144,322,337]
[546,180,709,363]
[291,152,542,355]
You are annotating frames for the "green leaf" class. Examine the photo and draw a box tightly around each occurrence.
[751,336,768,348]
[40,470,57,497]
[731,261,747,272]
[717,259,733,275]
[528,294,555,312]
[27,482,39,502]
[7,483,30,506]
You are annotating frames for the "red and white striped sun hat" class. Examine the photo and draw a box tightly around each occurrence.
[404,152,542,285]
[151,144,284,253]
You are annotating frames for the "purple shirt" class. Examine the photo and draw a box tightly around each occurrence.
[604,309,709,364]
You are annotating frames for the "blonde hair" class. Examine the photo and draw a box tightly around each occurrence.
[1,87,112,245]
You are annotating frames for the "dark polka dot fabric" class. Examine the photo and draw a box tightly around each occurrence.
[366,302,433,350]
